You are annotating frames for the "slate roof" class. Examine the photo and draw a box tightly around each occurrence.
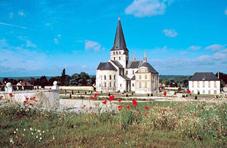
[190,72,219,81]
[138,62,158,74]
[111,60,123,68]
[97,62,117,71]
[127,60,143,69]
[120,74,130,80]
[111,18,128,52]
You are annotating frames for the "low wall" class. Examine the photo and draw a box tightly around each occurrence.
[44,86,94,91]
[0,90,60,110]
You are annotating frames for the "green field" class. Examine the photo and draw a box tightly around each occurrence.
[0,101,226,147]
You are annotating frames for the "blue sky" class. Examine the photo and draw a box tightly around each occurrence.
[0,0,227,77]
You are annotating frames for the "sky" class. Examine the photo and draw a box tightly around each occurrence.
[0,0,227,77]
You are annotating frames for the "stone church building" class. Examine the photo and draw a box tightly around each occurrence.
[96,18,159,94]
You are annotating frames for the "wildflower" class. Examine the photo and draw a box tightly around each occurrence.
[118,98,122,102]
[23,128,26,131]
[109,95,115,101]
[40,137,42,140]
[36,136,38,139]
[13,131,16,134]
[16,128,18,131]
[42,131,45,133]
[53,135,55,140]
[102,100,107,105]
[9,138,14,144]
[126,105,131,110]
[132,99,138,107]
[30,127,33,131]
[9,93,13,97]
[144,106,149,110]
[37,129,41,133]
[117,105,123,111]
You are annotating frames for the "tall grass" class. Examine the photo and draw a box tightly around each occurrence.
[0,101,226,147]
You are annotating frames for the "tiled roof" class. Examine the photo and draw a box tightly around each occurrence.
[111,18,128,52]
[139,62,158,74]
[97,62,117,71]
[190,72,219,81]
[127,60,143,69]
[110,60,123,68]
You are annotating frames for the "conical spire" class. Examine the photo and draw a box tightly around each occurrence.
[111,17,128,51]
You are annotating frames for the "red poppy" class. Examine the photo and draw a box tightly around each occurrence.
[126,105,131,110]
[144,106,149,110]
[102,99,107,105]
[118,98,122,102]
[163,91,167,97]
[9,93,13,97]
[117,105,123,111]
[109,95,115,101]
[132,99,138,107]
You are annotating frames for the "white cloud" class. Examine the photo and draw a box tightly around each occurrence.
[163,29,178,38]
[53,34,62,45]
[25,40,37,48]
[188,45,201,51]
[0,39,47,73]
[205,44,225,51]
[85,40,103,52]
[18,10,25,17]
[0,22,27,30]
[125,0,173,17]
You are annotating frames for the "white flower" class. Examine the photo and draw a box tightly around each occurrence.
[37,129,41,133]
[16,128,18,131]
[36,136,38,139]
[13,131,16,134]
[9,138,14,144]
[31,132,33,135]
[23,128,26,131]
[42,130,45,133]
[53,135,55,140]
[30,127,33,131]
[40,137,42,140]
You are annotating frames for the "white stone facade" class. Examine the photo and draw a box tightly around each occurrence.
[189,80,220,95]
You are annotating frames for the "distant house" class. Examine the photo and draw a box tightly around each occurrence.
[189,72,220,95]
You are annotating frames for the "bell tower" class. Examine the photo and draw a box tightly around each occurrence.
[110,17,129,68]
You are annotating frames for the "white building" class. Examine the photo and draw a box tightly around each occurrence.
[96,18,159,94]
[189,72,220,95]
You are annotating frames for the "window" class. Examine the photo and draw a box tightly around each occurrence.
[120,84,122,87]
[126,70,128,75]
[132,70,134,74]
[208,81,210,88]
[208,90,210,94]
[132,83,134,87]
[139,75,141,80]
[192,81,194,88]
[139,82,141,88]
[119,57,121,60]
[114,75,116,80]
[109,75,112,80]
[104,82,106,87]
[214,81,216,88]
[145,82,147,88]
[104,75,106,80]
[203,81,205,87]
[114,57,115,60]
[113,52,115,55]
[203,90,205,94]
[114,82,116,87]
[214,90,217,94]
[109,82,111,87]
[197,81,199,87]
[100,75,102,80]
[145,75,147,79]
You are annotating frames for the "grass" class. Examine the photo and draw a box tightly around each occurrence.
[0,101,226,147]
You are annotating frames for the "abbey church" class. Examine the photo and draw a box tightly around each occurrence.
[96,18,159,94]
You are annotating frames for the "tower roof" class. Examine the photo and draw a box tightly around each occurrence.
[111,17,128,52]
